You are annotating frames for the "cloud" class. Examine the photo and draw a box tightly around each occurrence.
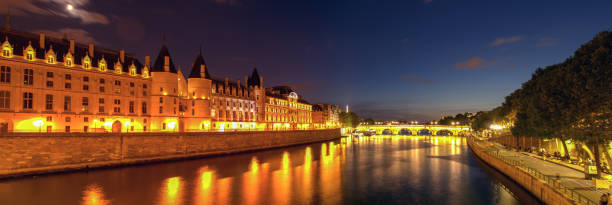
[454,57,495,70]
[0,0,109,24]
[424,0,433,3]
[489,36,522,47]
[536,38,560,47]
[401,74,434,84]
[37,28,98,44]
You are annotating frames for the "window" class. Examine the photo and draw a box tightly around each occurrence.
[159,106,163,114]
[83,76,89,82]
[82,97,89,112]
[99,86,104,93]
[143,84,147,89]
[84,117,89,122]
[47,55,55,64]
[130,82,134,87]
[65,74,71,80]
[46,81,53,88]
[22,92,33,109]
[99,98,104,104]
[162,123,166,130]
[160,97,163,103]
[64,96,71,111]
[114,80,121,86]
[129,101,135,113]
[174,98,176,104]
[66,58,72,67]
[98,106,104,113]
[65,83,71,89]
[46,72,53,78]
[46,116,52,122]
[2,46,11,57]
[83,85,89,91]
[114,99,121,105]
[99,79,105,84]
[0,66,10,83]
[142,102,147,114]
[23,69,33,85]
[0,91,10,109]
[113,107,120,113]
[45,94,53,110]
[65,117,70,122]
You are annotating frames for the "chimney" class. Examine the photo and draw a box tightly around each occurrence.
[259,76,264,88]
[237,80,241,89]
[145,56,150,67]
[164,56,170,72]
[244,76,248,87]
[200,64,206,77]
[88,43,94,57]
[39,32,45,49]
[69,40,75,54]
[119,49,125,63]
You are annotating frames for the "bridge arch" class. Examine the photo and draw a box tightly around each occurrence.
[436,129,453,136]
[382,129,393,135]
[398,128,412,135]
[417,129,432,136]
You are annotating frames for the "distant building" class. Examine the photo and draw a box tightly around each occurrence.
[312,104,341,129]
[264,86,312,130]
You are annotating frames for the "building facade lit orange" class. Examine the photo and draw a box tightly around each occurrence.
[0,27,340,133]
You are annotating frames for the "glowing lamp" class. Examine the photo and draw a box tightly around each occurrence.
[32,120,44,127]
[490,124,503,130]
[66,4,74,11]
[168,122,177,130]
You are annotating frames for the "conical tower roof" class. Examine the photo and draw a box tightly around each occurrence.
[188,52,211,79]
[152,44,177,73]
[247,67,261,86]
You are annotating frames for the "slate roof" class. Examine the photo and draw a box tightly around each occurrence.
[247,68,261,87]
[152,44,177,73]
[188,52,211,79]
[0,28,144,74]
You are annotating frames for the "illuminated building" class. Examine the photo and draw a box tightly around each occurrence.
[0,21,327,132]
[312,104,341,129]
[263,86,312,130]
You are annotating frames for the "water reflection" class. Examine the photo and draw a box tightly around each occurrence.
[0,135,537,205]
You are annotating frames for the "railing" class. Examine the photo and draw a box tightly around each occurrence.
[469,137,597,205]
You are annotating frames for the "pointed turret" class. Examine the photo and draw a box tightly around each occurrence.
[152,43,177,73]
[247,63,261,87]
[188,48,211,79]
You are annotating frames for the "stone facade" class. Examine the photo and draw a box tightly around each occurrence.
[0,128,341,178]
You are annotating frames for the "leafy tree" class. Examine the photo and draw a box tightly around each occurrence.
[363,118,375,125]
[340,112,360,128]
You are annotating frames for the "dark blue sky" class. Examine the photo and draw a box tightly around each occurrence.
[3,0,612,120]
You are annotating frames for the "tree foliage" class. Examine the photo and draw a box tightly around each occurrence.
[339,112,360,128]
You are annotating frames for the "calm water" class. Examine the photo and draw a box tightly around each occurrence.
[0,135,540,205]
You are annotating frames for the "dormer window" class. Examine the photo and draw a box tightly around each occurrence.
[65,58,73,67]
[26,49,34,61]
[99,59,107,71]
[115,63,122,74]
[83,57,91,69]
[143,69,149,78]
[1,44,11,58]
[47,55,55,64]
[129,65,136,76]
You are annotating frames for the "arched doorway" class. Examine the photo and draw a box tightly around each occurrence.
[112,121,122,133]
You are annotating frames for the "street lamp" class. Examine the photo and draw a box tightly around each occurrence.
[33,120,44,133]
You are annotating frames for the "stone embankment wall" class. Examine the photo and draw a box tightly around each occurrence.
[0,129,341,178]
[468,138,575,205]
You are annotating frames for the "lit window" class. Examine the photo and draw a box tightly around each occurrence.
[47,55,55,64]
[99,60,107,71]
[65,57,73,67]
[2,43,12,57]
[26,49,34,61]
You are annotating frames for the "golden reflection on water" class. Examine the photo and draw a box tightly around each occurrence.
[195,167,214,205]
[77,135,476,205]
[81,184,109,205]
[159,177,183,205]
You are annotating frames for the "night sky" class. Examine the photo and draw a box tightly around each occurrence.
[2,0,612,121]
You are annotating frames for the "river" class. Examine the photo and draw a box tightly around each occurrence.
[0,135,540,205]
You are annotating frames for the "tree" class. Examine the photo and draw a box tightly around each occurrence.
[340,112,360,128]
[363,118,375,125]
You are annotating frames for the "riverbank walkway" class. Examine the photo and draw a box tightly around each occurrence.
[472,138,604,205]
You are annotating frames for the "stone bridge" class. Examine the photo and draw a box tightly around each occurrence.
[356,124,471,136]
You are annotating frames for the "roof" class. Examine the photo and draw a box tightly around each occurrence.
[0,28,144,74]
[188,52,211,79]
[247,68,261,86]
[152,44,177,73]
